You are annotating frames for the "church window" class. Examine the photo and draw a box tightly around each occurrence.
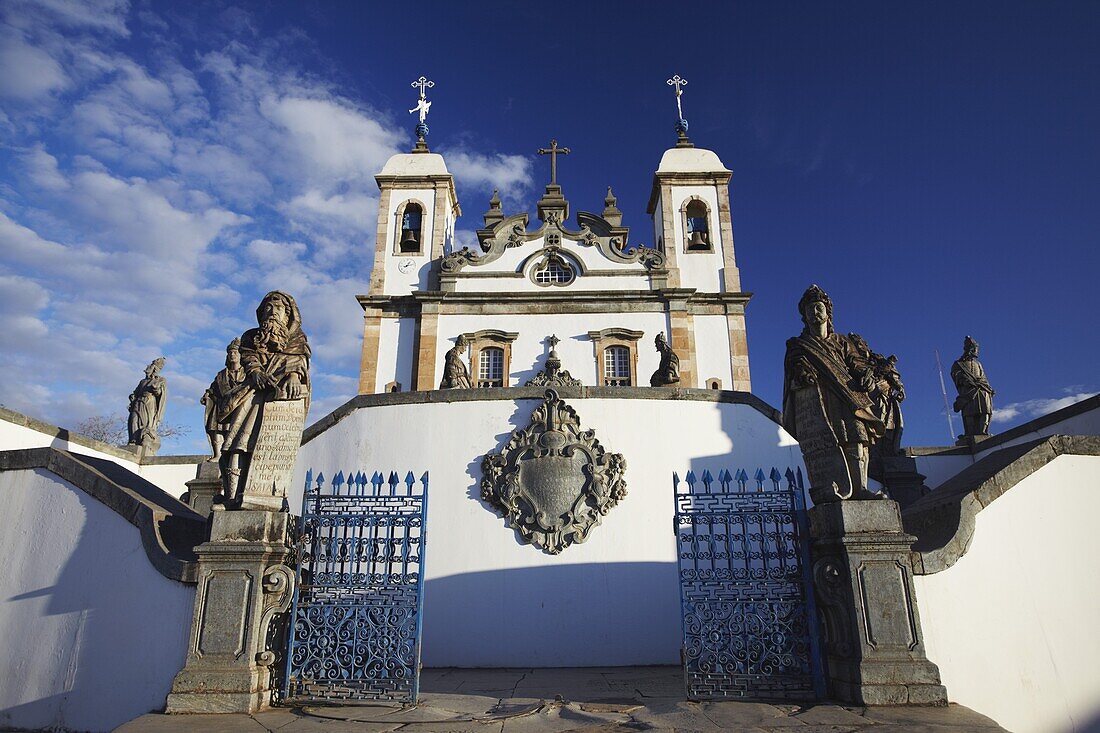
[707,378,722,390]
[588,328,643,387]
[396,201,424,254]
[683,198,712,252]
[604,346,632,386]
[532,253,576,286]
[478,347,505,388]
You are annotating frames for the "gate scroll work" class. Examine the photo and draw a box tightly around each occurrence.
[284,469,428,703]
[674,467,825,701]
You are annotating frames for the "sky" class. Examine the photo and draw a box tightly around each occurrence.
[0,0,1097,454]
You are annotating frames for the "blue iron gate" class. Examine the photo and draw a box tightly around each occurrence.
[285,469,428,703]
[674,467,824,701]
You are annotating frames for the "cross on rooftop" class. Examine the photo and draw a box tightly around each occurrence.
[537,139,571,185]
[667,75,688,121]
[411,75,434,99]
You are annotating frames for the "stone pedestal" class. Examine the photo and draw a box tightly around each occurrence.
[878,456,930,511]
[809,499,947,706]
[184,460,221,518]
[955,434,992,448]
[166,510,295,714]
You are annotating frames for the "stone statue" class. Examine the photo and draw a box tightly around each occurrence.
[439,334,471,389]
[849,333,906,457]
[127,357,168,454]
[219,291,311,509]
[202,338,248,461]
[951,335,995,439]
[782,285,886,502]
[649,333,681,387]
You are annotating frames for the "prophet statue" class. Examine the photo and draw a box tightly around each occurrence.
[782,285,886,502]
[127,357,167,454]
[201,338,248,461]
[952,335,995,438]
[439,334,472,389]
[649,333,681,387]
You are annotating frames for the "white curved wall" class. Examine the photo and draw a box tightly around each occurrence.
[0,468,194,732]
[293,396,805,667]
[914,455,1100,733]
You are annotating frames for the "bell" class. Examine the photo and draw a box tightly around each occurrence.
[400,228,419,250]
[688,229,708,249]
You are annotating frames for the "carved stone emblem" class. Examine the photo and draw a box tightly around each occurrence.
[481,389,626,554]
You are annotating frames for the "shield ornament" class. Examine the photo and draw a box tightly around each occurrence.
[481,389,627,554]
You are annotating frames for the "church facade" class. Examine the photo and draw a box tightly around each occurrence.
[356,139,752,395]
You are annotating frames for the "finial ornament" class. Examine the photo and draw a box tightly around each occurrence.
[409,76,434,148]
[537,138,571,185]
[667,75,688,120]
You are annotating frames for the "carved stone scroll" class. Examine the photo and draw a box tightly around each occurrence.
[481,390,626,554]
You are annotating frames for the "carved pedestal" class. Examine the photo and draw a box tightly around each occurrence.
[184,460,221,518]
[809,500,947,706]
[878,456,930,511]
[166,510,294,714]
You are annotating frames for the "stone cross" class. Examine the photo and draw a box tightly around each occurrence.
[537,139,571,185]
[667,75,688,121]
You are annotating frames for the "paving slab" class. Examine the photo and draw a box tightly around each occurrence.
[114,668,1008,733]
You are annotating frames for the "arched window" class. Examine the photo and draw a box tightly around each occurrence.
[707,378,722,390]
[604,345,632,386]
[398,202,423,254]
[385,381,402,393]
[477,346,505,388]
[532,253,576,286]
[684,199,711,251]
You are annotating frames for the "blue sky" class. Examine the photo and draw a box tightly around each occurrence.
[1,0,1097,453]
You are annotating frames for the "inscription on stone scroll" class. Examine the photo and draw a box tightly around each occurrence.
[242,399,305,509]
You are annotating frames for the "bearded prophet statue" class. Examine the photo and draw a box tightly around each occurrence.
[127,357,168,454]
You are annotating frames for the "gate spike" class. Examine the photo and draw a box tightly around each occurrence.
[735,469,748,490]
[754,468,766,490]
[718,468,733,487]
[388,471,400,492]
[700,469,713,492]
[305,468,313,489]
[332,470,345,490]
[685,470,697,492]
[315,472,325,489]
[371,472,384,494]
[420,470,429,487]
[785,467,797,490]
[672,471,680,490]
[405,471,416,494]
[796,466,805,490]
[769,467,782,488]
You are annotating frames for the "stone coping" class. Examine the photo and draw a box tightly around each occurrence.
[0,447,205,583]
[902,435,1100,575]
[906,393,1100,457]
[0,405,206,465]
[302,386,782,445]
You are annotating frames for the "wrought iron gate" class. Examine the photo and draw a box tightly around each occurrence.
[674,467,824,700]
[285,469,428,703]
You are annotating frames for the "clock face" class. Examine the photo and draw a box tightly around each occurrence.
[398,258,415,274]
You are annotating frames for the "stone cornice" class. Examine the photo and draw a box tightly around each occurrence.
[358,289,751,309]
[302,386,782,446]
[647,170,733,215]
[0,447,205,583]
[902,435,1100,575]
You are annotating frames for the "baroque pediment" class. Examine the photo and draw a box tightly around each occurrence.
[480,389,627,554]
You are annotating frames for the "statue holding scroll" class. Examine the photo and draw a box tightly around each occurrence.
[218,291,311,509]
[783,285,886,502]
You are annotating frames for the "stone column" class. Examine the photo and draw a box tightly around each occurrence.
[414,302,440,391]
[808,499,947,706]
[184,461,220,518]
[166,509,294,714]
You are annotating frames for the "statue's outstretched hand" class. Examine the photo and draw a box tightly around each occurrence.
[286,372,302,400]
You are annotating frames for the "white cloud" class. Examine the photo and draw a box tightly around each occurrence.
[992,391,1098,424]
[0,28,69,100]
[443,149,533,205]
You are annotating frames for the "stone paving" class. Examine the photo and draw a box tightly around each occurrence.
[115,667,1006,733]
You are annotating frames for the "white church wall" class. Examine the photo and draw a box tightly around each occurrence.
[669,185,723,293]
[977,402,1100,457]
[437,312,668,387]
[382,186,438,295]
[0,413,199,497]
[692,314,736,389]
[293,395,805,667]
[375,316,416,392]
[0,468,194,733]
[912,453,976,490]
[914,455,1100,733]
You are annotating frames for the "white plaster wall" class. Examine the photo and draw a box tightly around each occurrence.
[693,314,735,389]
[0,417,198,498]
[914,455,1100,733]
[913,453,977,490]
[979,403,1100,457]
[437,312,669,387]
[375,317,409,392]
[293,396,804,667]
[0,468,194,732]
[382,187,439,296]
[669,185,724,294]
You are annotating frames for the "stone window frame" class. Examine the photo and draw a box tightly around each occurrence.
[587,328,644,387]
[393,198,429,256]
[384,380,403,393]
[463,329,519,388]
[529,250,577,287]
[680,196,714,253]
[705,377,722,390]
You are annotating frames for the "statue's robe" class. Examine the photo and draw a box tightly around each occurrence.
[650,348,680,387]
[951,357,992,416]
[128,375,167,444]
[440,347,471,389]
[782,331,884,448]
[223,326,311,457]
[203,366,248,437]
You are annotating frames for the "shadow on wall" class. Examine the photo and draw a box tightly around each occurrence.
[0,472,192,733]
[421,562,681,668]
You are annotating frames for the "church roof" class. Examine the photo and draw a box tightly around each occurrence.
[378,152,450,177]
[655,146,729,174]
